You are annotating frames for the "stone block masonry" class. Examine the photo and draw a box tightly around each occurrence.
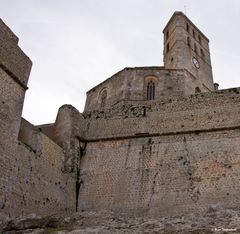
[77,88,240,216]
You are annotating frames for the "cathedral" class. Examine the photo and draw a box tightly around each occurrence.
[1,11,240,223]
[85,11,217,112]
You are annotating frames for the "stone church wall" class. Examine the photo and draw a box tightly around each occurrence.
[84,70,126,111]
[84,67,200,112]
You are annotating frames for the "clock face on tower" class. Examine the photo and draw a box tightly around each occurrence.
[192,57,200,69]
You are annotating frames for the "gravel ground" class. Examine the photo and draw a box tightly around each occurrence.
[1,208,240,234]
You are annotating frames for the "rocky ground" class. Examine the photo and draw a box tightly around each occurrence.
[1,208,240,234]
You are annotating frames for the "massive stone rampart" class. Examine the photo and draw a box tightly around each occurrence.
[76,88,240,216]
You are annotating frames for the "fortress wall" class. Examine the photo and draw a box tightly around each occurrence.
[14,133,75,217]
[0,66,26,216]
[1,117,76,220]
[0,68,26,143]
[79,127,240,217]
[0,20,75,220]
[0,82,76,219]
[0,129,75,219]
[77,88,240,216]
[85,88,240,140]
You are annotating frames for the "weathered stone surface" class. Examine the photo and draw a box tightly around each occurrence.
[2,10,240,229]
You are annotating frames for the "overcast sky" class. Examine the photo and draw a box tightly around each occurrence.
[1,0,240,124]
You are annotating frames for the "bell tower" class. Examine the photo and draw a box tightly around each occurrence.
[163,12,214,92]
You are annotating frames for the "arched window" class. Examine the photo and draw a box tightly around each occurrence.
[147,81,155,100]
[195,87,201,93]
[100,89,107,108]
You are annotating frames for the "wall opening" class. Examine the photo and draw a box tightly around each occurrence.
[187,37,191,47]
[192,29,196,39]
[194,44,198,55]
[166,43,169,53]
[147,81,155,100]
[200,48,205,58]
[198,35,202,45]
[195,87,201,93]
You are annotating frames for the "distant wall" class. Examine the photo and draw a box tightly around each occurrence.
[78,88,240,216]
